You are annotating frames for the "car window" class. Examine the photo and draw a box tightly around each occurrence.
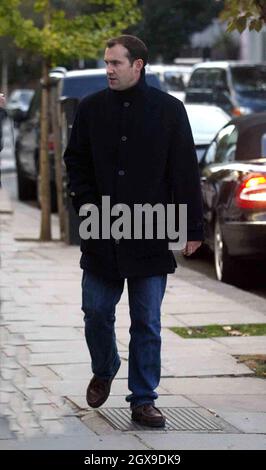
[205,69,228,89]
[189,69,206,88]
[204,124,238,165]
[214,124,238,163]
[204,140,217,165]
[231,66,266,93]
[215,70,228,89]
[205,69,220,88]
[27,87,41,119]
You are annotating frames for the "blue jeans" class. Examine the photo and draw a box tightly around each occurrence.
[81,270,167,409]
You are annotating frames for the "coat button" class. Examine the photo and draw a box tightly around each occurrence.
[115,239,120,245]
[118,170,125,176]
[123,101,130,107]
[121,136,127,142]
[70,191,76,197]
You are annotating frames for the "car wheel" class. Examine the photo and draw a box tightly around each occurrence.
[214,218,240,284]
[16,158,36,201]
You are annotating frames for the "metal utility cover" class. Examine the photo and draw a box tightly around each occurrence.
[98,407,231,432]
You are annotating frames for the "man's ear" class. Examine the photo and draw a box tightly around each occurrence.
[135,59,144,72]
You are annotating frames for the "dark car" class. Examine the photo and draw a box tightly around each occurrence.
[15,68,163,208]
[185,61,266,117]
[199,112,266,284]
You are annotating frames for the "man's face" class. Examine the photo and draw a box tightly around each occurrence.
[104,44,143,90]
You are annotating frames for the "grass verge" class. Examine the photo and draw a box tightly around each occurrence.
[235,355,266,378]
[170,323,266,339]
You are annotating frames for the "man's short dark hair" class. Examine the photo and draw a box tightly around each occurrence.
[106,35,148,67]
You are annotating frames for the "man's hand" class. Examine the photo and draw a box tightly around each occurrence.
[0,93,6,108]
[182,241,202,256]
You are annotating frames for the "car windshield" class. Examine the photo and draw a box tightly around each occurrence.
[62,72,162,99]
[231,66,266,93]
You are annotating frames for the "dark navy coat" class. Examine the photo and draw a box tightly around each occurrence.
[63,72,203,279]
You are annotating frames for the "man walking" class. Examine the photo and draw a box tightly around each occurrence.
[63,35,203,427]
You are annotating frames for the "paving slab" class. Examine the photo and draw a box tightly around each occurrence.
[0,433,148,450]
[135,432,266,450]
[212,411,266,434]
[0,417,14,439]
[173,311,266,326]
[29,352,89,366]
[27,340,86,354]
[49,361,129,380]
[67,394,198,411]
[213,336,266,354]
[24,327,83,341]
[187,394,266,413]
[27,366,62,382]
[161,303,260,315]
[0,187,13,213]
[161,351,252,377]
[161,377,266,395]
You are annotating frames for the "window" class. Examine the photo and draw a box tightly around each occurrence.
[204,140,217,165]
[204,124,238,166]
[231,66,266,93]
[214,124,238,163]
[189,69,207,88]
[27,87,41,119]
[205,69,220,88]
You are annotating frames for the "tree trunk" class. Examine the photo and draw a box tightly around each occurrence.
[39,59,51,241]
[50,82,66,239]
[1,50,8,97]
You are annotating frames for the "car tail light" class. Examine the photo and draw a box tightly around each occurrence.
[236,174,266,209]
[232,107,252,117]
[232,107,242,117]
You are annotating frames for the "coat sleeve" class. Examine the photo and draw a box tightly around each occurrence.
[63,99,99,214]
[167,101,204,241]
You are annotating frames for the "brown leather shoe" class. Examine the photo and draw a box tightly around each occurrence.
[131,404,166,428]
[86,372,117,408]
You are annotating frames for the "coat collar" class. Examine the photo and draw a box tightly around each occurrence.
[108,70,148,102]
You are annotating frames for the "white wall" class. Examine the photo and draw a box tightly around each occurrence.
[240,27,266,62]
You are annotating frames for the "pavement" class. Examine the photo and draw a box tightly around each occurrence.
[0,186,266,450]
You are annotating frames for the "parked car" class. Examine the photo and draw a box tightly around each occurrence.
[185,61,266,116]
[148,64,192,101]
[199,112,266,284]
[184,104,231,162]
[0,107,7,152]
[6,88,34,124]
[15,68,163,208]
